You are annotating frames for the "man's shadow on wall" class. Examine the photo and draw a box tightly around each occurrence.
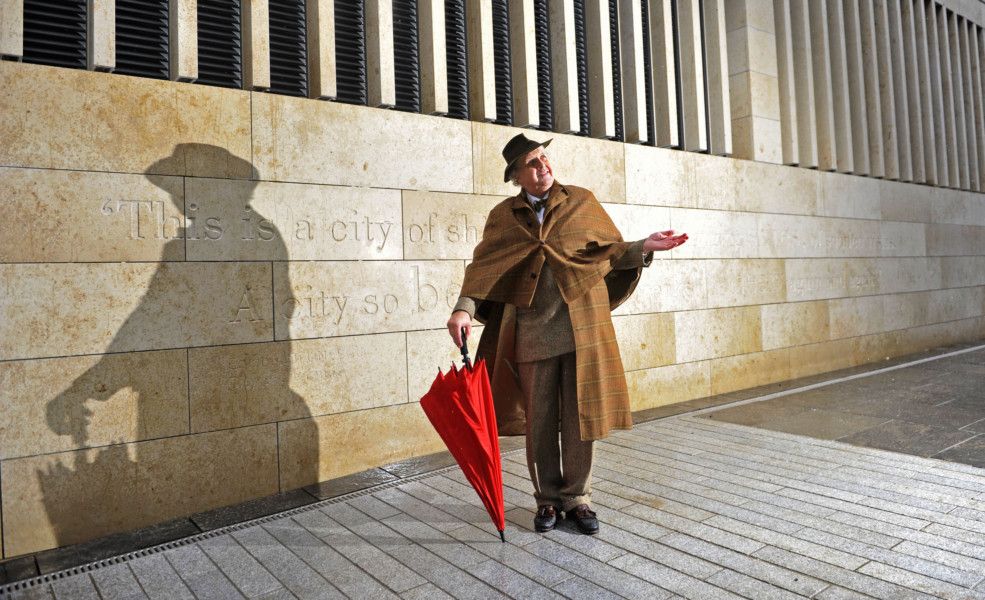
[41,144,316,549]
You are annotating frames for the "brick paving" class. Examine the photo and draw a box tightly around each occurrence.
[3,415,985,599]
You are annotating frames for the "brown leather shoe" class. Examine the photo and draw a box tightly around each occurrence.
[534,505,561,532]
[567,504,599,535]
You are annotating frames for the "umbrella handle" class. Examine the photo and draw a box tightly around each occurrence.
[460,328,473,371]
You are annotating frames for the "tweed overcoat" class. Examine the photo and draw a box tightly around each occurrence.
[460,182,645,441]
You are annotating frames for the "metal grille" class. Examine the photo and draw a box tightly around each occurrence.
[393,0,420,112]
[21,0,87,69]
[446,0,469,119]
[491,0,512,125]
[574,0,590,135]
[197,0,242,88]
[671,0,684,145]
[268,0,307,96]
[641,0,655,145]
[609,0,624,141]
[115,0,169,79]
[335,0,367,104]
[534,0,553,131]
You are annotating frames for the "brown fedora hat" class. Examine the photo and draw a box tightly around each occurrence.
[502,133,552,182]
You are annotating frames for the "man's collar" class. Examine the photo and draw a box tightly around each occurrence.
[511,181,567,211]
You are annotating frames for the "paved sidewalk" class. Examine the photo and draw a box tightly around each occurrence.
[4,415,985,599]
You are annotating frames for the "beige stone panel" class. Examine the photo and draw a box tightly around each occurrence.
[471,122,624,201]
[184,179,402,261]
[0,61,252,177]
[786,258,881,301]
[0,0,23,58]
[618,0,648,143]
[974,26,985,191]
[688,153,741,211]
[0,263,273,361]
[874,0,900,180]
[927,2,950,186]
[882,291,931,332]
[273,261,464,340]
[307,0,336,99]
[841,0,870,175]
[710,348,791,395]
[612,313,676,372]
[845,258,882,297]
[0,168,184,263]
[509,0,539,127]
[897,317,985,356]
[278,404,444,490]
[585,0,616,138]
[829,295,886,339]
[825,0,854,174]
[670,208,759,259]
[549,0,579,133]
[730,116,783,164]
[926,224,985,256]
[189,334,407,433]
[789,0,818,168]
[858,0,885,177]
[808,0,838,172]
[949,12,970,189]
[942,256,985,288]
[704,0,733,156]
[242,0,271,90]
[879,179,934,223]
[679,0,708,151]
[727,25,778,77]
[900,0,926,183]
[726,0,775,33]
[649,0,680,147]
[850,330,904,366]
[816,170,882,220]
[939,5,961,187]
[402,191,502,260]
[774,0,799,165]
[914,0,938,184]
[885,0,914,182]
[876,257,943,294]
[703,259,786,308]
[625,361,711,412]
[761,300,831,350]
[1,425,278,557]
[927,286,985,323]
[466,0,496,121]
[932,189,985,226]
[418,0,446,113]
[87,0,115,71]
[602,203,672,248]
[0,350,187,461]
[624,144,694,208]
[880,221,927,257]
[729,70,781,122]
[736,160,817,217]
[366,0,396,107]
[251,92,471,192]
[170,0,198,81]
[406,326,485,404]
[959,21,980,192]
[787,337,855,378]
[758,214,880,258]
[674,306,763,363]
[613,259,708,315]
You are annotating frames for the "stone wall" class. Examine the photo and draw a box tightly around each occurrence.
[2,58,984,558]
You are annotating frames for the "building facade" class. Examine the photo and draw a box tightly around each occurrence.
[1,0,984,558]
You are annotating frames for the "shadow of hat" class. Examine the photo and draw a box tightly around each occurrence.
[144,144,259,192]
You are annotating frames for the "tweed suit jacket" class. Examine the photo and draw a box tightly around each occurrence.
[459,182,646,441]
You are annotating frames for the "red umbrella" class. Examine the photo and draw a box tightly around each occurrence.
[420,333,506,542]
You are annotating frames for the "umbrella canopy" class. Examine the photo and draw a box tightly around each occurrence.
[420,349,506,541]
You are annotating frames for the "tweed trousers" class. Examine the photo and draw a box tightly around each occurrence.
[517,352,593,511]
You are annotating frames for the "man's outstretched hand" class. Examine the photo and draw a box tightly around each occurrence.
[643,230,688,253]
[447,310,472,348]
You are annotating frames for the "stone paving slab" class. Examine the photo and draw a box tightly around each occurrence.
[4,416,985,599]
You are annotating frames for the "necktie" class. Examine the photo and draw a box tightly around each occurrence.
[531,197,547,212]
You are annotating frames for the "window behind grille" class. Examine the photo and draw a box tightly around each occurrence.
[609,0,624,141]
[269,0,307,96]
[393,0,421,112]
[115,0,169,79]
[335,0,367,104]
[491,0,512,126]
[446,0,469,119]
[534,0,553,131]
[197,0,242,88]
[574,0,590,135]
[22,0,87,70]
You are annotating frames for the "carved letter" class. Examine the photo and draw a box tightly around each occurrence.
[230,288,263,323]
[377,221,392,251]
[205,218,224,240]
[331,220,347,242]
[333,295,348,325]
[257,219,275,241]
[413,265,438,311]
[295,220,313,240]
[363,294,379,314]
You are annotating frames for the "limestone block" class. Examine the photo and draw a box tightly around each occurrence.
[406,326,485,404]
[189,334,407,433]
[729,70,781,121]
[927,286,985,323]
[616,0,647,143]
[876,257,942,294]
[402,191,502,260]
[688,153,742,211]
[724,0,775,33]
[184,179,402,261]
[932,189,985,226]
[613,259,707,315]
[727,26,778,77]
[881,291,930,332]
[850,330,903,365]
[0,0,23,58]
[612,313,676,372]
[1,425,278,557]
[758,214,881,258]
[879,179,934,223]
[0,168,184,263]
[897,317,985,356]
[170,0,198,81]
[816,171,882,220]
[760,300,831,350]
[730,116,783,164]
[242,0,271,90]
[829,295,887,339]
[251,92,472,192]
[942,256,985,288]
[508,0,539,128]
[844,259,881,297]
[786,337,855,379]
[625,361,711,412]
[273,261,464,340]
[703,259,786,308]
[585,0,616,138]
[785,258,880,301]
[624,145,694,208]
[277,403,444,490]
[734,160,818,216]
[471,122,625,201]
[307,0,336,99]
[926,224,985,256]
[879,221,926,257]
[602,203,672,248]
[669,208,759,259]
[0,350,188,461]
[0,62,252,177]
[709,348,790,395]
[0,263,273,361]
[674,306,763,363]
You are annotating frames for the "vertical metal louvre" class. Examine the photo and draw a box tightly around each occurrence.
[268,0,307,97]
[197,0,242,88]
[21,0,87,69]
[671,0,684,145]
[534,0,553,131]
[574,0,591,135]
[609,0,624,141]
[641,0,655,145]
[491,0,513,125]
[392,0,420,112]
[446,0,469,119]
[335,0,367,104]
[115,0,169,79]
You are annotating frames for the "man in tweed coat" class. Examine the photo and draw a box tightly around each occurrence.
[447,134,687,535]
